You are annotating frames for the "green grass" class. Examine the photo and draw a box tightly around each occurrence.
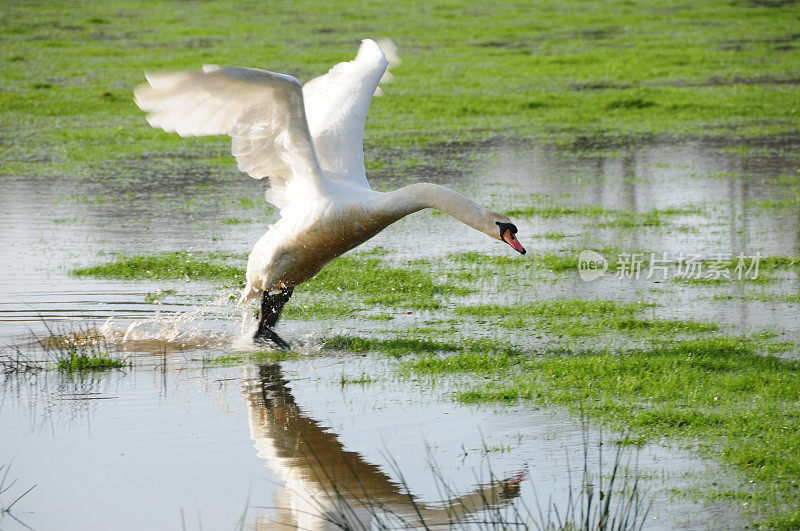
[2,0,799,185]
[339,373,376,386]
[453,249,589,273]
[55,349,126,372]
[35,323,128,373]
[504,204,614,218]
[72,251,473,311]
[282,299,361,319]
[220,217,254,225]
[71,251,244,283]
[324,335,459,357]
[453,248,799,282]
[391,335,800,527]
[454,297,718,338]
[535,252,582,272]
[535,231,573,239]
[303,256,472,309]
[456,297,654,318]
[203,350,298,366]
[144,289,176,304]
[713,289,800,304]
[504,204,702,231]
[451,251,519,265]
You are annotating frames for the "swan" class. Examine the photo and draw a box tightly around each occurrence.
[134,39,526,349]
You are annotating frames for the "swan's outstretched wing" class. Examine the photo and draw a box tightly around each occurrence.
[303,39,398,189]
[134,66,323,209]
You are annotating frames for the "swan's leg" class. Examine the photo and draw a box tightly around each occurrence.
[254,288,293,349]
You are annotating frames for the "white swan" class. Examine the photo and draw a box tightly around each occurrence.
[134,39,526,348]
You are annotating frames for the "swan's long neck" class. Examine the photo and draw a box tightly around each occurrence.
[379,183,495,234]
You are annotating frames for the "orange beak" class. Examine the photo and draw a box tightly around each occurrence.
[502,228,526,254]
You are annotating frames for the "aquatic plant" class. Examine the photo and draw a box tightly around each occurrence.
[338,373,375,386]
[54,348,126,373]
[0,462,36,528]
[36,321,128,373]
[0,347,43,376]
[3,321,128,374]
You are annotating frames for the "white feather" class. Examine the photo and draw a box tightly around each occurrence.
[302,38,397,189]
[134,64,324,210]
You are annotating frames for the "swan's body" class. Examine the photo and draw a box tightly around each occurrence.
[134,39,525,347]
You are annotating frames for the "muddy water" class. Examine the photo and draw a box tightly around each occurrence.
[1,138,798,529]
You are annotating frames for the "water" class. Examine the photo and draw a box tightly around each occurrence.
[1,352,733,530]
[2,138,798,529]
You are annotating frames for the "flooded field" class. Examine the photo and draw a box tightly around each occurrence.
[1,137,799,529]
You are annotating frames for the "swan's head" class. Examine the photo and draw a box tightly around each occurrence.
[485,213,526,255]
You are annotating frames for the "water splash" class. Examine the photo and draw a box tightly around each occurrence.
[99,290,240,349]
[32,290,321,355]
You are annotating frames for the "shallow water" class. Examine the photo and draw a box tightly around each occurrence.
[2,138,798,528]
[1,348,734,530]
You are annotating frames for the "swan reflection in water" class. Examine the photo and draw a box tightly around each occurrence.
[241,364,525,529]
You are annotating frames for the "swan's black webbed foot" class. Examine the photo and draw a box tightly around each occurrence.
[254,326,290,350]
[254,288,294,350]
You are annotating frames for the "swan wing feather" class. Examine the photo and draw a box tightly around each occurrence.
[134,65,323,208]
[302,39,397,189]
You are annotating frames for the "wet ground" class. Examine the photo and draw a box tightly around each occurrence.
[1,137,798,529]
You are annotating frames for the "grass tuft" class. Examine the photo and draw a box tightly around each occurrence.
[32,321,128,373]
[0,462,36,526]
[55,350,126,372]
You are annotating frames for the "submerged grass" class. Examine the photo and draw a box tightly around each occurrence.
[339,373,375,386]
[202,350,299,366]
[389,335,800,528]
[44,326,127,373]
[282,299,360,319]
[670,254,799,284]
[454,249,800,284]
[323,335,459,358]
